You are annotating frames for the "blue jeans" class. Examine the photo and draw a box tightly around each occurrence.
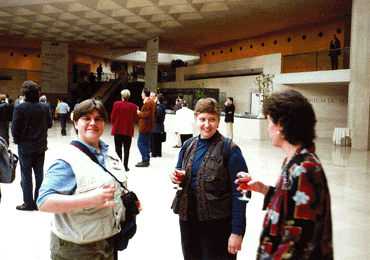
[137,132,150,164]
[59,113,67,135]
[18,150,45,208]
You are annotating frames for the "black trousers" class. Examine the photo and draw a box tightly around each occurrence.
[150,132,162,157]
[180,134,193,146]
[180,217,236,260]
[179,194,236,260]
[114,135,132,170]
[59,113,67,135]
[330,55,339,70]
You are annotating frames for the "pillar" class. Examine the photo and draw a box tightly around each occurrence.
[348,0,370,150]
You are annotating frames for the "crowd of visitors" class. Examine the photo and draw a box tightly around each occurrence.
[1,83,333,260]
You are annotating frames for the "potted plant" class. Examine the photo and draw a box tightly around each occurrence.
[195,83,207,99]
[254,74,274,118]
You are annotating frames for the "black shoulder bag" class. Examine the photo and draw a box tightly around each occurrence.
[70,140,139,252]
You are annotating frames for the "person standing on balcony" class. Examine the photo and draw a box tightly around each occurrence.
[329,34,341,70]
[97,63,103,82]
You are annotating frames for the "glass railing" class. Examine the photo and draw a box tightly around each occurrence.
[282,47,350,73]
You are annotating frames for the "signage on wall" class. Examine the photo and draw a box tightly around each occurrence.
[308,98,347,104]
[145,37,159,91]
[41,42,68,93]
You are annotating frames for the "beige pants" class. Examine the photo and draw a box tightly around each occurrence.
[50,232,114,260]
[226,122,233,140]
[173,133,182,147]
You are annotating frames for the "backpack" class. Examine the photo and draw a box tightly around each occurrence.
[182,136,232,168]
[0,137,18,183]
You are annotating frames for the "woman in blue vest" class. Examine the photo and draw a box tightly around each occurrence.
[170,98,249,259]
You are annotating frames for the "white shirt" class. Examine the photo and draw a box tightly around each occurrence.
[175,107,195,134]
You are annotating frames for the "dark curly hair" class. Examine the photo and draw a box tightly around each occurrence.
[22,80,40,103]
[262,89,316,148]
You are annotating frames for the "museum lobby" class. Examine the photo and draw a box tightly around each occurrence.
[1,0,370,259]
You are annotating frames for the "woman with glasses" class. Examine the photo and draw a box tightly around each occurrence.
[37,99,141,259]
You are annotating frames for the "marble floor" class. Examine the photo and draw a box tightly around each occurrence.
[1,116,369,260]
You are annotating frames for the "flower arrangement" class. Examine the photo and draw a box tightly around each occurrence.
[254,74,274,100]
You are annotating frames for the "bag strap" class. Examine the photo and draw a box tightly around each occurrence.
[70,140,129,191]
[222,137,232,168]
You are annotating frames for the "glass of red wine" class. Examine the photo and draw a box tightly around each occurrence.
[238,173,251,201]
[174,168,185,190]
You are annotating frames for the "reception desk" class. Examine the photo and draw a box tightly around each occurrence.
[233,117,269,140]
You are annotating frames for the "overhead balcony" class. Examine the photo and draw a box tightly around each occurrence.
[279,47,350,86]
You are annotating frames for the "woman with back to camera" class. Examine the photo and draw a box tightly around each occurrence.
[170,98,250,260]
[111,89,138,172]
[37,99,141,259]
[235,89,333,259]
[150,93,166,157]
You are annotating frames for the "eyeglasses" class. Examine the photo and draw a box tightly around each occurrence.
[80,116,105,124]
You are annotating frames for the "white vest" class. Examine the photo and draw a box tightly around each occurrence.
[51,144,127,244]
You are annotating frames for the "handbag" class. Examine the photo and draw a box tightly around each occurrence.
[70,140,139,251]
[160,132,166,142]
[0,137,18,184]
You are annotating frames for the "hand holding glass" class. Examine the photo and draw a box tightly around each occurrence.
[173,168,185,190]
[237,173,251,201]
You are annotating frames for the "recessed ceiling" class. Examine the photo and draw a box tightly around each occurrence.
[0,0,352,60]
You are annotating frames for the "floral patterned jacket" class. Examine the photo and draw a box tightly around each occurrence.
[257,146,333,260]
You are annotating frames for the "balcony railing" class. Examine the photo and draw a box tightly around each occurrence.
[282,47,350,73]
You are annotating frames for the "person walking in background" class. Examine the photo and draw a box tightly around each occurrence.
[173,93,185,148]
[15,94,23,106]
[170,98,249,259]
[136,88,158,167]
[150,91,157,101]
[74,98,83,111]
[235,89,333,259]
[111,89,138,172]
[175,101,194,146]
[149,91,158,156]
[11,80,52,211]
[0,94,14,145]
[224,97,235,140]
[329,34,341,70]
[97,63,103,82]
[55,97,70,136]
[39,95,52,119]
[150,94,166,157]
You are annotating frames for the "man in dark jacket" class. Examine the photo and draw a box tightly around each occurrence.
[329,34,341,70]
[224,97,235,140]
[0,94,14,145]
[11,81,52,211]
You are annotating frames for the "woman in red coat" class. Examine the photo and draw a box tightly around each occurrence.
[111,89,138,171]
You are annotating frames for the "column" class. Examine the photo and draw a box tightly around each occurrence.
[348,0,370,150]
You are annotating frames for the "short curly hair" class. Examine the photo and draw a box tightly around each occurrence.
[194,98,221,118]
[262,89,316,148]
